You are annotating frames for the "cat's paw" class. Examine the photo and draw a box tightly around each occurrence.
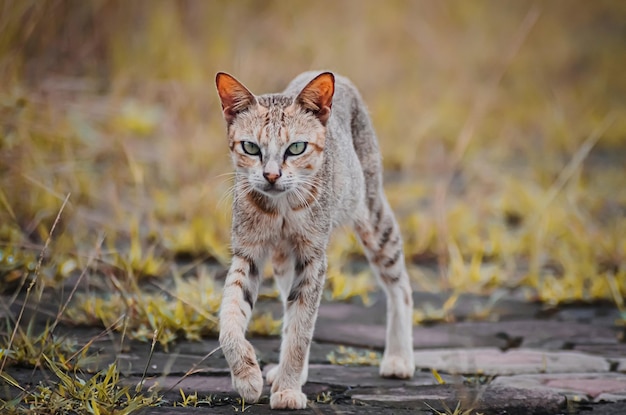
[265,364,279,386]
[232,364,264,403]
[270,389,308,409]
[265,364,308,386]
[380,354,415,379]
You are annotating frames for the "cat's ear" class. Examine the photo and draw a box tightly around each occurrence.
[216,72,257,124]
[296,72,335,125]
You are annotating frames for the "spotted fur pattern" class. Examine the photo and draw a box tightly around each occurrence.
[216,71,414,410]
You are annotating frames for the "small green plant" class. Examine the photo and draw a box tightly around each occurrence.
[65,273,221,348]
[0,358,161,414]
[175,389,216,407]
[315,391,333,404]
[0,321,91,370]
[426,401,483,415]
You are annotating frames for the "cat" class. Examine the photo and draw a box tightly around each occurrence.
[215,71,414,410]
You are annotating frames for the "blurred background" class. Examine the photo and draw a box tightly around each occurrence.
[1,1,625,340]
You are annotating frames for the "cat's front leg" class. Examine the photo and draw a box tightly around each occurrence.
[219,254,263,403]
[269,255,326,410]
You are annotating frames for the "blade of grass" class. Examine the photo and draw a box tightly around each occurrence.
[135,328,158,393]
[162,345,222,395]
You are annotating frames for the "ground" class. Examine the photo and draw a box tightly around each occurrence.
[2,287,625,414]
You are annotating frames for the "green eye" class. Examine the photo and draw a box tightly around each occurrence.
[242,141,261,156]
[286,141,307,156]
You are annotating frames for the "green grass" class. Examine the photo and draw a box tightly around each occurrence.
[1,359,161,415]
[1,1,626,412]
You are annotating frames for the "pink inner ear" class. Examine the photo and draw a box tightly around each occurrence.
[216,73,256,120]
[297,73,335,124]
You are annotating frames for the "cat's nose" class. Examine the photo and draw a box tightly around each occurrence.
[263,160,282,184]
[263,170,282,184]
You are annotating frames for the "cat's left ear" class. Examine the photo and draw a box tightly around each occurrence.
[296,72,335,125]
[216,72,257,125]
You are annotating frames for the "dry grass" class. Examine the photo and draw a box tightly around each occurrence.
[326,345,381,366]
[1,1,624,304]
[1,0,626,411]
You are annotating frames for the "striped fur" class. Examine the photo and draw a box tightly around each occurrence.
[216,71,414,410]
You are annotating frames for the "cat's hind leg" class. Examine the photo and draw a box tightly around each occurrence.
[219,254,264,402]
[354,200,415,379]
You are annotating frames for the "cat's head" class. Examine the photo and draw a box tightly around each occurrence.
[215,72,334,199]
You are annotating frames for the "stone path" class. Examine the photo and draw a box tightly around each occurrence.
[2,291,626,414]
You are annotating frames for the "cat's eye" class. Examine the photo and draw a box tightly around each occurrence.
[242,141,261,156]
[286,141,307,156]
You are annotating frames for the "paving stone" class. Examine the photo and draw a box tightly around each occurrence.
[554,306,622,325]
[330,319,620,353]
[123,374,235,397]
[413,348,611,375]
[348,384,566,414]
[248,338,351,365]
[347,384,459,409]
[314,322,507,350]
[448,320,619,348]
[492,373,626,402]
[318,301,387,325]
[116,352,230,376]
[573,343,626,360]
[284,364,456,388]
[170,339,221,355]
[317,291,543,325]
[480,385,567,414]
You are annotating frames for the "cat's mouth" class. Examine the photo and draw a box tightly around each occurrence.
[260,184,288,196]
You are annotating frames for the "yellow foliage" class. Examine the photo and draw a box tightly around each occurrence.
[1,1,625,313]
[327,345,381,366]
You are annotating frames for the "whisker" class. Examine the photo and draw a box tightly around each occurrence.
[215,172,238,179]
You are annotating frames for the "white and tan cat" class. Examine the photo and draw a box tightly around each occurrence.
[216,71,414,410]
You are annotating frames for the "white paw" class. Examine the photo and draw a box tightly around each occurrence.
[266,364,308,386]
[265,364,279,386]
[379,354,415,379]
[270,388,308,409]
[232,364,264,403]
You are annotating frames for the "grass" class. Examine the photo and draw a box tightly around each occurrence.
[0,319,161,414]
[326,345,381,366]
[1,0,626,412]
[1,359,161,415]
[426,401,483,415]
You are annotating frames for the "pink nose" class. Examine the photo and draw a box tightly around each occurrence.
[263,170,281,184]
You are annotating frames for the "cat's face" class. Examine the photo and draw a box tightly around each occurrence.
[216,73,334,199]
